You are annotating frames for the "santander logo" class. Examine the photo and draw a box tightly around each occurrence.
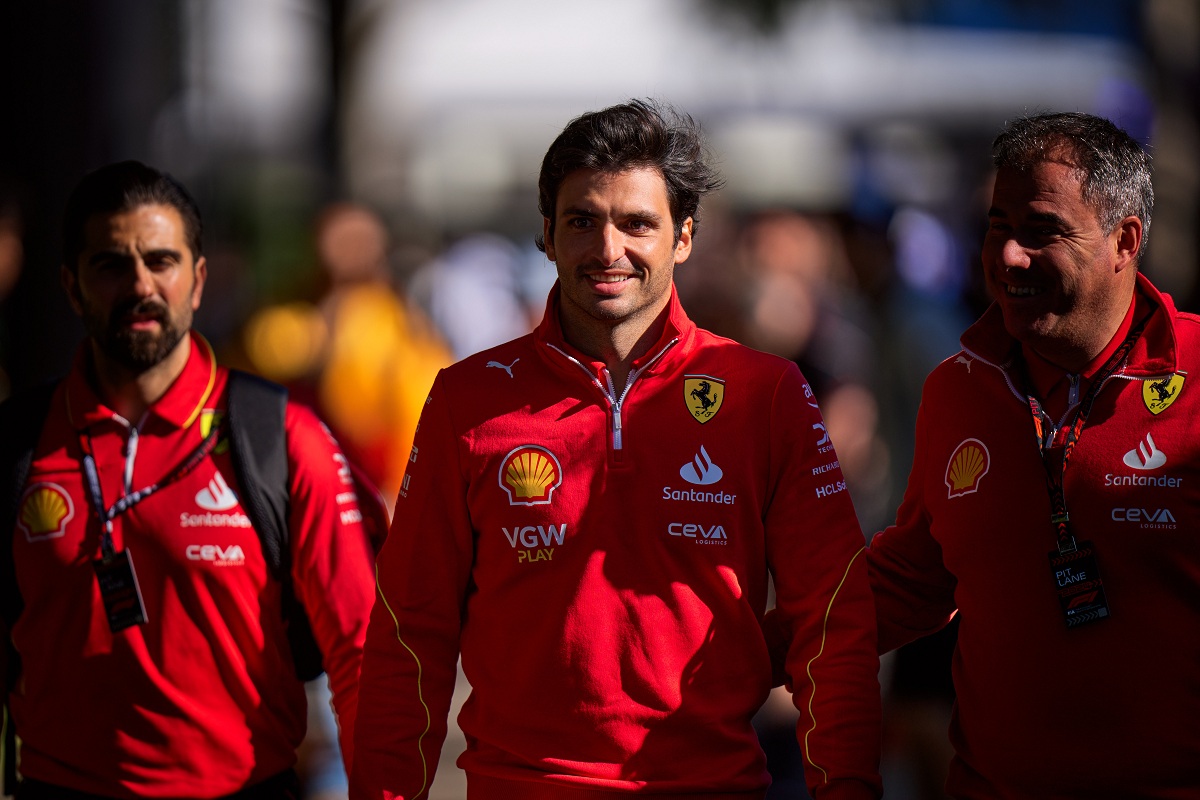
[196,471,239,511]
[680,446,723,486]
[1122,433,1167,471]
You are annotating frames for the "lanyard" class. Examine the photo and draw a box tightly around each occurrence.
[80,422,222,558]
[1018,318,1146,555]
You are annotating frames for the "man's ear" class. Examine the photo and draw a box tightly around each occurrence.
[61,264,83,316]
[674,217,694,265]
[191,255,207,311]
[1114,215,1143,273]
[542,217,556,262]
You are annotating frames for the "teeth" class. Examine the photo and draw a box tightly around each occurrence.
[592,275,629,283]
[1007,285,1041,297]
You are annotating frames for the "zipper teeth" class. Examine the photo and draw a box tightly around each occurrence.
[962,347,1140,426]
[545,338,679,451]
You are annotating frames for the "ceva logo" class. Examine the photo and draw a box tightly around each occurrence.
[186,544,246,565]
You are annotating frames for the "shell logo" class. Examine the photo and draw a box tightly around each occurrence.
[18,482,75,542]
[945,438,990,499]
[499,445,563,506]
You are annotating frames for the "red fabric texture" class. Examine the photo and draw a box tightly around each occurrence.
[352,286,881,799]
[7,333,375,797]
[869,273,1200,797]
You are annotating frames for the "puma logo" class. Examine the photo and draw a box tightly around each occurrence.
[487,358,519,378]
[955,355,973,373]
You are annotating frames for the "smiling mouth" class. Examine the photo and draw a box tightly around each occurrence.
[1006,285,1043,297]
[588,273,635,284]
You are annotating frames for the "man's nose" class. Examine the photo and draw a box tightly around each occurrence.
[596,223,625,267]
[129,259,157,297]
[1000,237,1031,270]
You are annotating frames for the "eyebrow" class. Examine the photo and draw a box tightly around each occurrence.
[560,205,666,224]
[88,247,183,265]
[987,208,1069,228]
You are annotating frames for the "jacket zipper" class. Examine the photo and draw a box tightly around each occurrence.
[547,339,678,450]
[961,346,1128,430]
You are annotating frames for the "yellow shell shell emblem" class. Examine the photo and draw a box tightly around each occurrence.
[945,438,990,499]
[18,482,75,541]
[1143,374,1184,416]
[684,375,725,424]
[499,446,562,506]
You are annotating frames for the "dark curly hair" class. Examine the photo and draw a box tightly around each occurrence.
[992,112,1153,261]
[536,99,723,251]
[62,160,203,271]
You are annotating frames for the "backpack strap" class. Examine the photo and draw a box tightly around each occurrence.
[225,370,326,681]
[0,380,59,794]
[225,370,290,578]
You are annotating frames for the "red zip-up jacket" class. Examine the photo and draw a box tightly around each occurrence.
[868,273,1200,797]
[352,285,881,800]
[5,333,375,797]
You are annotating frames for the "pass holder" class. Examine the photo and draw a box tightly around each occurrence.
[93,547,148,633]
[78,424,221,635]
[1019,318,1145,631]
[1047,538,1109,628]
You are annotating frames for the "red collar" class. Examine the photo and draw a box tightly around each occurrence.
[65,331,219,431]
[534,282,696,377]
[962,271,1178,380]
[1022,294,1136,402]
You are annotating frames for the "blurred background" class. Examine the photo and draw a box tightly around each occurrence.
[1,0,1196,798]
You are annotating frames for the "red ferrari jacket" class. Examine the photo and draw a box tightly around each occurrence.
[869,273,1200,798]
[5,333,376,798]
[352,285,881,800]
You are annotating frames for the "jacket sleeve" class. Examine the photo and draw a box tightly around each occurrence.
[764,364,882,800]
[865,395,958,654]
[350,372,471,800]
[285,402,378,774]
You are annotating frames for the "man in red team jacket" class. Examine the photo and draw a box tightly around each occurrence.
[868,113,1200,796]
[352,100,882,799]
[2,161,376,798]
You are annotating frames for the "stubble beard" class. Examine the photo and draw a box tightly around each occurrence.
[87,298,190,374]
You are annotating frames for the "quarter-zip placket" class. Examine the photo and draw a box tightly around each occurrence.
[547,339,678,454]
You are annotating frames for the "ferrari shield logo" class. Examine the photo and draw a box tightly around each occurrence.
[1143,374,1184,415]
[200,410,229,454]
[684,375,725,424]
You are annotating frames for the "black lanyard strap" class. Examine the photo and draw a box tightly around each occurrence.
[80,421,223,558]
[1019,316,1147,555]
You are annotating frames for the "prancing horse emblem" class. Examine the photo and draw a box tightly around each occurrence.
[1143,373,1185,415]
[684,375,725,424]
[487,358,519,379]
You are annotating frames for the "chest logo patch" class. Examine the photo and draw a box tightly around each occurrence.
[18,483,75,542]
[945,438,990,499]
[1142,374,1184,416]
[684,375,725,423]
[500,445,563,506]
[196,471,239,511]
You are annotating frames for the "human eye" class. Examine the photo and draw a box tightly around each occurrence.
[565,216,593,231]
[624,217,657,234]
[144,250,181,270]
